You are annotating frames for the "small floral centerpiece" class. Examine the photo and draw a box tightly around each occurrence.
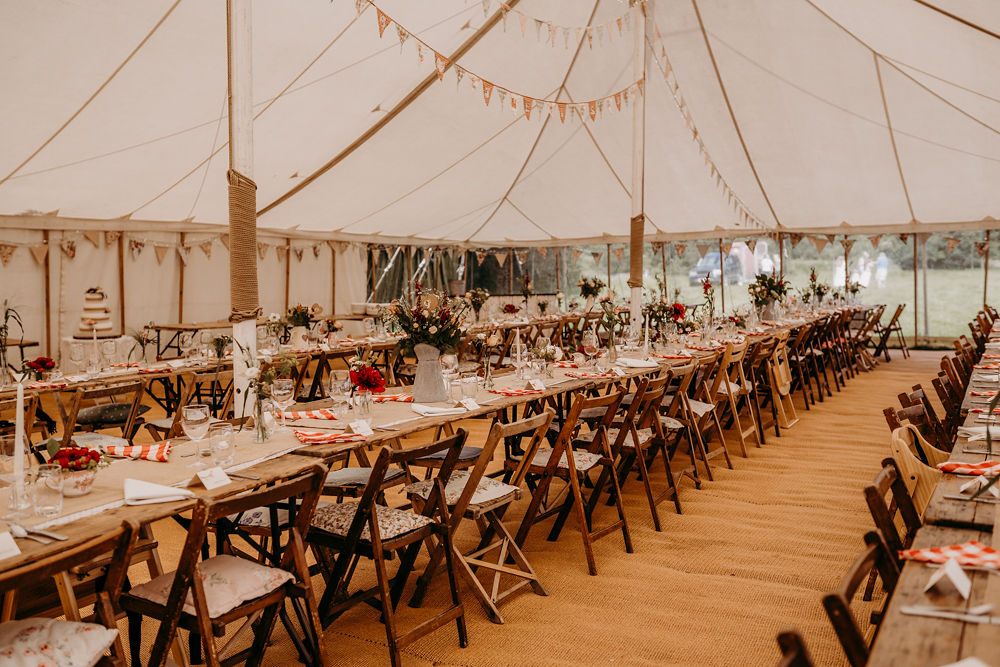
[25,356,55,380]
[465,287,490,321]
[800,267,830,305]
[747,273,789,307]
[521,273,533,306]
[502,303,520,316]
[128,324,156,365]
[643,295,686,329]
[388,284,467,402]
[348,348,386,394]
[845,279,862,298]
[598,298,621,361]
[578,276,605,300]
[287,304,321,348]
[286,304,313,328]
[478,330,503,388]
[45,438,103,496]
[236,342,294,442]
[728,313,747,329]
[701,275,716,320]
[537,300,549,315]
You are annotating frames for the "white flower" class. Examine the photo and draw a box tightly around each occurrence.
[268,313,280,323]
[245,367,260,381]
[422,309,430,317]
[428,325,438,334]
[261,354,272,364]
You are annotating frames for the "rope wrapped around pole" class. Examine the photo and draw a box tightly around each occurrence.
[227,169,262,323]
[627,213,644,289]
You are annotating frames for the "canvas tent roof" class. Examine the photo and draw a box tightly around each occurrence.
[1,0,998,247]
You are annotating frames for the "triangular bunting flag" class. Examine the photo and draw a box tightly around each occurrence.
[519,12,529,37]
[523,96,533,120]
[293,247,304,262]
[614,92,622,111]
[177,245,189,265]
[720,241,732,256]
[396,24,408,51]
[612,246,624,262]
[257,242,268,260]
[537,247,548,258]
[826,234,837,246]
[312,244,321,259]
[675,243,687,258]
[975,241,989,257]
[514,249,528,265]
[376,9,391,38]
[60,239,76,259]
[548,22,557,46]
[482,80,494,106]
[869,234,881,248]
[153,244,169,265]
[557,102,567,123]
[572,248,583,262]
[696,243,711,258]
[841,238,856,253]
[199,240,212,259]
[0,244,15,266]
[29,244,48,266]
[591,251,604,264]
[747,239,757,253]
[83,230,101,248]
[495,250,508,267]
[899,233,909,244]
[220,234,230,251]
[588,100,597,122]
[586,27,594,48]
[945,237,961,253]
[616,17,623,35]
[813,236,828,253]
[104,230,121,246]
[129,239,145,259]
[475,251,487,265]
[434,53,448,80]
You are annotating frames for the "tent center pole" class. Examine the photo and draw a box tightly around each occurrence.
[627,0,648,335]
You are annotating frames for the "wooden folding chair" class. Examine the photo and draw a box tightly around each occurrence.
[767,331,799,428]
[872,303,907,361]
[786,324,817,410]
[861,457,922,604]
[658,362,709,485]
[0,520,138,667]
[121,465,328,667]
[145,369,237,441]
[887,425,945,515]
[775,629,815,667]
[406,411,554,623]
[686,351,736,469]
[0,392,43,460]
[307,434,467,667]
[822,531,900,667]
[897,385,950,451]
[930,371,962,440]
[510,389,632,576]
[57,380,147,449]
[714,340,761,456]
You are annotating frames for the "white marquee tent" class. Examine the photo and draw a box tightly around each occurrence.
[1,0,998,353]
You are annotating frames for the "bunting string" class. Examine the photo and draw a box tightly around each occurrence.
[365,0,643,124]
[466,0,642,50]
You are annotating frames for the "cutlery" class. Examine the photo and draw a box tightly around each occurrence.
[900,605,1000,625]
[8,522,67,541]
[943,494,1000,504]
[8,524,51,544]
[904,603,994,615]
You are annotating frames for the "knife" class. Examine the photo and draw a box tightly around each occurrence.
[943,494,1000,504]
[900,605,1000,624]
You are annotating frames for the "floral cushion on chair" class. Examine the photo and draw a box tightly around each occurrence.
[76,402,149,425]
[0,617,118,667]
[528,448,603,472]
[403,470,520,507]
[127,554,294,619]
[229,500,332,528]
[310,501,432,541]
[70,431,129,449]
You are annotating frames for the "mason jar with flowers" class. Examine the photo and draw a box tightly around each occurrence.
[45,439,102,497]
[286,303,320,349]
[348,348,386,420]
[25,356,55,381]
[388,284,467,403]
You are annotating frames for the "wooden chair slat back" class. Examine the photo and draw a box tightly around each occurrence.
[864,457,921,553]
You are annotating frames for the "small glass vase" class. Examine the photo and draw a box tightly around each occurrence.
[62,468,97,497]
[254,398,275,443]
[482,360,494,390]
[607,332,618,363]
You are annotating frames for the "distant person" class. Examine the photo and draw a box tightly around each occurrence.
[833,256,845,288]
[857,251,872,287]
[875,252,889,288]
[760,252,774,275]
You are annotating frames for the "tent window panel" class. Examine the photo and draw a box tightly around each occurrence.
[919,231,988,339]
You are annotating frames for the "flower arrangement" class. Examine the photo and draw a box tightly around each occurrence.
[388,284,467,355]
[211,335,231,361]
[799,267,830,304]
[502,303,520,315]
[521,273,533,305]
[265,312,287,340]
[46,443,102,471]
[729,313,747,329]
[128,325,155,363]
[701,275,716,319]
[643,295,686,327]
[235,341,295,441]
[478,330,503,388]
[347,346,385,393]
[286,304,318,328]
[845,279,861,296]
[578,276,605,299]
[465,288,490,318]
[747,273,789,307]
[537,300,549,314]
[25,356,55,380]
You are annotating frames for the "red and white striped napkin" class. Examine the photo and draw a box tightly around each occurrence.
[983,354,1000,359]
[293,430,367,444]
[373,393,413,403]
[971,391,998,397]
[564,371,617,379]
[653,353,692,360]
[26,381,68,390]
[106,443,172,462]
[554,361,579,368]
[899,540,1000,569]
[489,388,543,397]
[969,408,1000,414]
[334,337,356,346]
[686,344,719,352]
[138,367,171,375]
[937,460,1000,476]
[283,409,339,421]
[974,364,1000,370]
[111,362,140,368]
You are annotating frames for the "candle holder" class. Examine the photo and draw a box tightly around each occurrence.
[6,473,32,518]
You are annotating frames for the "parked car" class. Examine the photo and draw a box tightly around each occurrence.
[687,252,742,286]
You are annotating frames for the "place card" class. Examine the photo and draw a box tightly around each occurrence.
[195,467,232,491]
[924,557,971,599]
[348,420,375,436]
[319,343,330,352]
[527,379,545,391]
[611,367,626,377]
[0,532,21,561]
[166,359,187,369]
[460,398,480,410]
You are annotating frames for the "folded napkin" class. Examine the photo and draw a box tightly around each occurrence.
[106,443,171,462]
[745,331,770,337]
[565,371,617,379]
[616,358,659,369]
[974,364,1000,370]
[653,353,693,359]
[111,362,139,368]
[124,478,195,505]
[293,430,367,444]
[373,393,413,403]
[283,409,339,421]
[899,540,1000,569]
[138,366,171,375]
[489,388,543,397]
[411,404,467,417]
[26,381,68,390]
[715,338,745,345]
[983,354,1000,359]
[554,361,579,368]
[334,337,356,346]
[957,426,1000,441]
[686,344,720,352]
[969,408,1000,414]
[166,359,188,369]
[971,391,998,397]
[937,461,1000,476]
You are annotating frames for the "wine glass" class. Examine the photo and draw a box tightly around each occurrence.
[179,332,195,359]
[182,404,212,469]
[69,343,85,373]
[581,330,599,368]
[362,317,375,337]
[327,370,350,418]
[509,343,527,378]
[101,340,118,369]
[271,379,295,430]
[200,331,215,357]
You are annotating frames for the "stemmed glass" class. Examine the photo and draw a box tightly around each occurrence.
[179,332,195,359]
[101,340,117,369]
[581,330,599,368]
[182,404,212,469]
[199,331,215,357]
[69,343,85,373]
[509,343,527,379]
[271,379,295,430]
[327,370,350,419]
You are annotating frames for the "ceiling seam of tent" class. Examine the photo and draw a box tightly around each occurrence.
[258,0,524,218]
[126,7,370,220]
[873,54,916,222]
[908,0,1000,41]
[0,0,182,189]
[501,199,557,240]
[335,101,543,232]
[884,57,1000,105]
[690,0,783,229]
[461,0,603,242]
[708,32,1000,163]
[187,93,229,220]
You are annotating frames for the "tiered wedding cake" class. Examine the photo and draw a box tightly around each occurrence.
[77,287,114,337]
